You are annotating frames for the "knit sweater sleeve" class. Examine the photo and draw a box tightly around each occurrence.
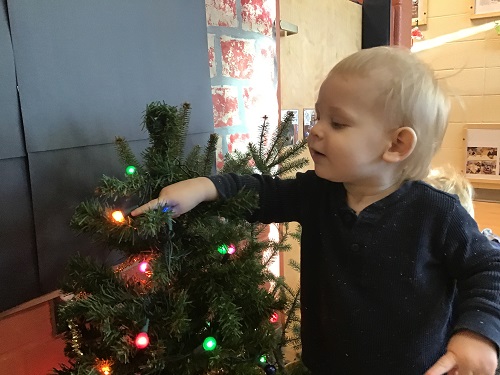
[443,203,500,349]
[207,172,307,224]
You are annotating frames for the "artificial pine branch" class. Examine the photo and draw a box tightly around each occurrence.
[184,145,202,175]
[220,150,253,175]
[202,133,219,176]
[177,102,191,158]
[115,136,141,172]
[264,111,295,165]
[258,116,270,157]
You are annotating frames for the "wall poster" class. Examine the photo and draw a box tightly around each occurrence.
[466,124,500,183]
[470,0,500,19]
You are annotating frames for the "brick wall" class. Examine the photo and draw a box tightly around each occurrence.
[205,0,278,169]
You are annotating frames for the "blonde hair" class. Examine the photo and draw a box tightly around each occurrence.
[329,46,450,181]
[425,165,475,217]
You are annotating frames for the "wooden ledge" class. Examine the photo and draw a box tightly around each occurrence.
[0,290,62,320]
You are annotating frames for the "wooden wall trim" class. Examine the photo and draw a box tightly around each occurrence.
[392,0,412,48]
[0,290,61,320]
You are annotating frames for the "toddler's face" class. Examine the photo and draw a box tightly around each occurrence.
[307,72,394,184]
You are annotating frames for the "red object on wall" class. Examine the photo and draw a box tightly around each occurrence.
[241,0,274,36]
[211,86,240,128]
[391,0,412,48]
[221,37,255,79]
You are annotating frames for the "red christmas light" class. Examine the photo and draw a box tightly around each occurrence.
[269,311,279,323]
[135,332,150,349]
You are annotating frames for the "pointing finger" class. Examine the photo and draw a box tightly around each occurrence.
[130,199,159,216]
[424,352,458,375]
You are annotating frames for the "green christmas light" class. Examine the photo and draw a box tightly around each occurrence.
[202,336,217,351]
[126,165,136,175]
[259,355,267,364]
[217,244,228,255]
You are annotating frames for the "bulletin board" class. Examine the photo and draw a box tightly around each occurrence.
[466,124,500,185]
[470,0,500,19]
[412,0,428,26]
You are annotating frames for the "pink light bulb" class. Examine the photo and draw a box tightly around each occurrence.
[139,261,148,273]
[227,244,236,255]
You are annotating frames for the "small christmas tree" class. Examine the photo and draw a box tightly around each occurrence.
[53,102,308,375]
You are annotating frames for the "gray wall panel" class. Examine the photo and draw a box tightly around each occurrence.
[0,158,39,311]
[0,1,24,160]
[8,0,213,153]
[30,141,148,292]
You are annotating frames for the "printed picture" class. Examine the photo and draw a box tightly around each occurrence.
[303,108,316,138]
[466,126,500,182]
[412,0,419,19]
[281,109,299,146]
[466,147,498,175]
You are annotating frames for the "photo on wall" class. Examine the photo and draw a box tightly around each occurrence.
[303,108,316,138]
[465,124,500,183]
[281,109,299,146]
[466,147,498,175]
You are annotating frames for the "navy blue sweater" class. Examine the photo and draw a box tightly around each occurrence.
[209,170,500,374]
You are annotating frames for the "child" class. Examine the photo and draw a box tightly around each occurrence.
[425,165,475,217]
[132,47,500,374]
[426,165,500,244]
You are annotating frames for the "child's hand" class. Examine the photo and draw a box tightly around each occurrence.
[424,330,498,375]
[130,177,218,218]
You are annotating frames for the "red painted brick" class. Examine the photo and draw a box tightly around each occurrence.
[255,39,276,82]
[207,34,216,78]
[216,150,225,171]
[241,0,275,37]
[243,87,256,110]
[221,36,255,79]
[226,133,250,153]
[211,85,240,128]
[206,0,238,27]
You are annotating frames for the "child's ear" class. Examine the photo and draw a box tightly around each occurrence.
[382,127,417,163]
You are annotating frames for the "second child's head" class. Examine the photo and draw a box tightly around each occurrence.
[425,165,475,217]
[308,46,450,185]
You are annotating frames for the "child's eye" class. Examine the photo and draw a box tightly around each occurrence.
[330,121,346,129]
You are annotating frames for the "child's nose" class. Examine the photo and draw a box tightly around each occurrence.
[309,121,322,138]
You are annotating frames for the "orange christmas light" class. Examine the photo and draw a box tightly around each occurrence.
[95,359,113,375]
[111,210,125,223]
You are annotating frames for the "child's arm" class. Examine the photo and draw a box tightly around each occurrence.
[131,177,218,217]
[131,171,311,222]
[425,204,500,375]
[425,330,498,375]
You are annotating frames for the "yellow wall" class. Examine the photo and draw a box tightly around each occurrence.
[413,0,500,233]
[413,0,500,171]
[278,0,361,360]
